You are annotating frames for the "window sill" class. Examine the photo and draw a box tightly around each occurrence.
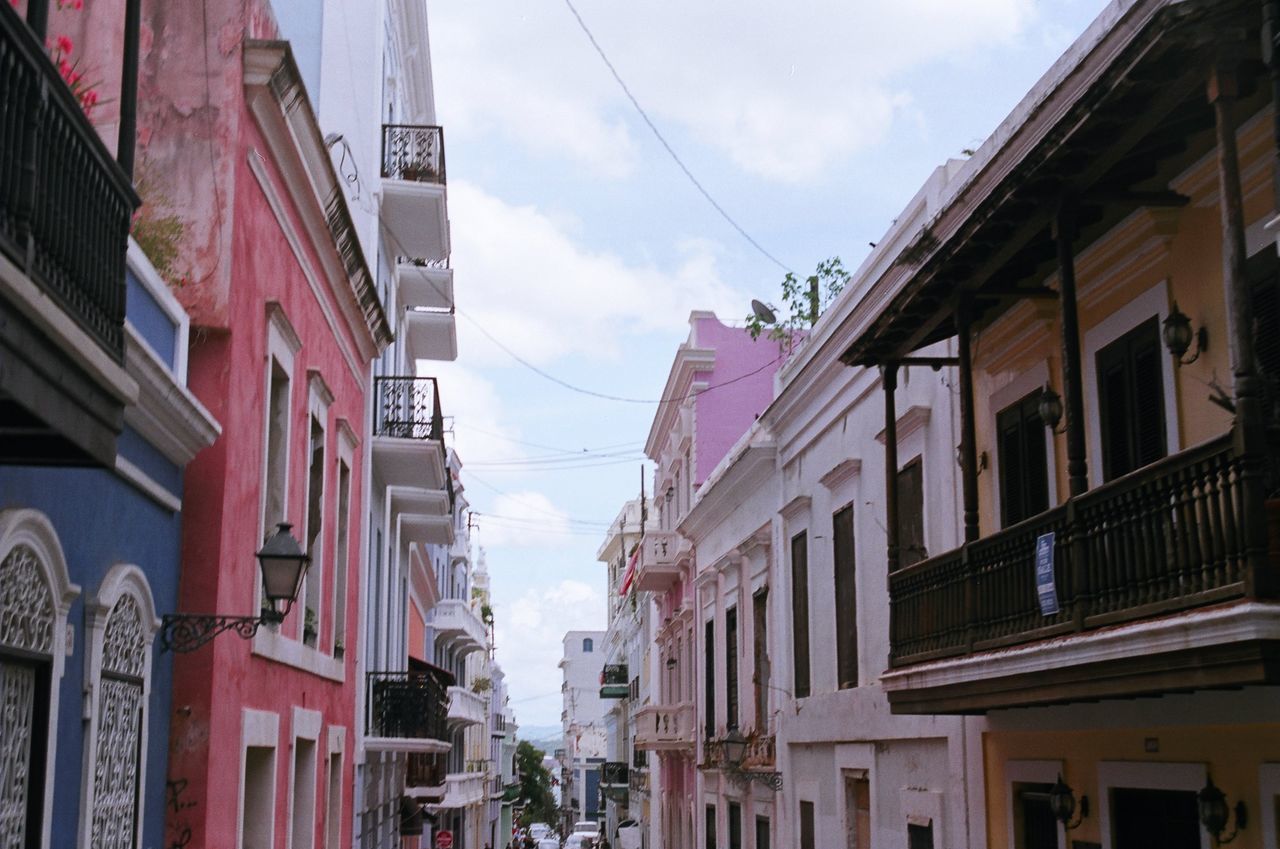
[252,627,346,682]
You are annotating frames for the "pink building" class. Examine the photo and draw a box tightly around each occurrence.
[132,4,390,847]
[633,312,780,849]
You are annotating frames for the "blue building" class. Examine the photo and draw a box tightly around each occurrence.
[0,240,218,848]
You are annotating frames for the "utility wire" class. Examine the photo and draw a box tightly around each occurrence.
[455,424,642,455]
[560,0,793,275]
[380,187,785,405]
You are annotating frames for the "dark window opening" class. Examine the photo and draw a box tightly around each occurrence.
[832,504,858,689]
[725,605,738,730]
[704,620,715,739]
[790,532,811,699]
[799,801,816,849]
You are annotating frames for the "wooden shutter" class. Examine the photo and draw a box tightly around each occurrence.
[997,391,1049,527]
[832,505,858,689]
[790,532,811,698]
[728,802,742,849]
[752,589,769,729]
[1097,317,1166,481]
[706,805,717,849]
[897,458,926,565]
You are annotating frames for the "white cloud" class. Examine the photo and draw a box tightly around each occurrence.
[449,180,749,367]
[479,490,574,549]
[491,580,606,723]
[432,0,1038,182]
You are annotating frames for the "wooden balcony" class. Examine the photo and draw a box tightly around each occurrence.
[0,1,138,466]
[884,433,1280,713]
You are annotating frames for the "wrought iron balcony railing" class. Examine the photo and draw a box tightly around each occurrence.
[365,669,452,742]
[373,376,444,442]
[601,761,628,786]
[381,124,446,184]
[599,663,628,698]
[0,2,137,360]
[406,752,447,789]
[890,432,1259,666]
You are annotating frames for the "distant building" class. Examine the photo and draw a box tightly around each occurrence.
[560,629,608,827]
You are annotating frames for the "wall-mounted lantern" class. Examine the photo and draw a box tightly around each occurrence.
[1048,774,1088,831]
[159,522,310,652]
[1162,301,1208,365]
[1038,386,1067,435]
[1198,775,1247,845]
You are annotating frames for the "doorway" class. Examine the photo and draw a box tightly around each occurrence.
[1111,787,1199,849]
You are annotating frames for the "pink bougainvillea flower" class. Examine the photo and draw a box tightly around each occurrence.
[55,35,73,55]
[58,58,71,77]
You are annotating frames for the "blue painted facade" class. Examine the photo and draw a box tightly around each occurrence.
[0,244,216,849]
[0,464,183,849]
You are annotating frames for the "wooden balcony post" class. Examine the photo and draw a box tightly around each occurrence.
[1054,195,1090,497]
[1210,63,1272,596]
[957,299,980,543]
[883,363,900,573]
[1265,0,1280,206]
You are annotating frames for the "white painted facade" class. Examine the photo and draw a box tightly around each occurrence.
[561,630,609,826]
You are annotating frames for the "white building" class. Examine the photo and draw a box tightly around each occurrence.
[270,0,464,845]
[597,500,658,848]
[560,629,609,828]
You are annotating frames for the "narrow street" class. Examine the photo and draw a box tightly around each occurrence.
[2,1,1279,848]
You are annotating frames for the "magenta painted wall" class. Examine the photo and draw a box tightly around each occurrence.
[135,4,367,848]
[689,316,780,485]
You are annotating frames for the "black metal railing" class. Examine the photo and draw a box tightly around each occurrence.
[406,752,446,788]
[381,124,446,184]
[601,664,628,686]
[890,433,1259,666]
[374,376,444,442]
[602,762,628,786]
[0,2,136,360]
[366,669,451,741]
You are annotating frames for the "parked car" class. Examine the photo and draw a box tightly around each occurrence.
[536,840,561,849]
[530,823,552,840]
[571,821,600,835]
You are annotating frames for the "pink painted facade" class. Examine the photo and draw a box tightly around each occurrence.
[131,4,388,847]
[642,312,780,849]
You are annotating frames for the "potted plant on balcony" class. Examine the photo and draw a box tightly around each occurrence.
[400,159,437,182]
[303,606,317,646]
[333,634,345,660]
[471,676,492,694]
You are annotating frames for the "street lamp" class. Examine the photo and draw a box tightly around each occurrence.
[715,729,782,791]
[1162,301,1207,365]
[159,522,311,652]
[1048,774,1088,831]
[1198,775,1247,845]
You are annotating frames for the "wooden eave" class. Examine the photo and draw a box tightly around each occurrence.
[841,0,1258,367]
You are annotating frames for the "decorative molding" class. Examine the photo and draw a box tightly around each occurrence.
[336,417,359,452]
[266,301,303,356]
[307,369,335,407]
[122,324,221,467]
[819,458,862,491]
[779,495,811,522]
[249,152,365,388]
[292,706,323,741]
[875,405,931,445]
[243,40,390,357]
[113,456,182,513]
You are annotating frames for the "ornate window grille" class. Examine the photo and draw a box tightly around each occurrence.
[90,595,146,849]
[0,544,56,849]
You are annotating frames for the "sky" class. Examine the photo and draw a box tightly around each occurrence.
[424,0,1112,727]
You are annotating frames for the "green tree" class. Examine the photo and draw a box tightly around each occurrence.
[746,256,850,345]
[515,740,557,828]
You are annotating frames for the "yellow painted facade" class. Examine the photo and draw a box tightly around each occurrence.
[970,106,1276,537]
[983,722,1280,849]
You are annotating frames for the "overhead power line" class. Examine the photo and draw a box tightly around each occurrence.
[455,424,643,455]
[560,0,794,275]
[380,191,784,405]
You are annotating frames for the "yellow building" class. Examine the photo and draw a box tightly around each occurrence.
[841,0,1280,846]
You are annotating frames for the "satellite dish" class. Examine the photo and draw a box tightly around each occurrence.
[751,299,777,324]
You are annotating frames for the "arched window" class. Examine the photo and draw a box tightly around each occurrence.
[582,638,594,653]
[0,509,77,849]
[81,564,159,849]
